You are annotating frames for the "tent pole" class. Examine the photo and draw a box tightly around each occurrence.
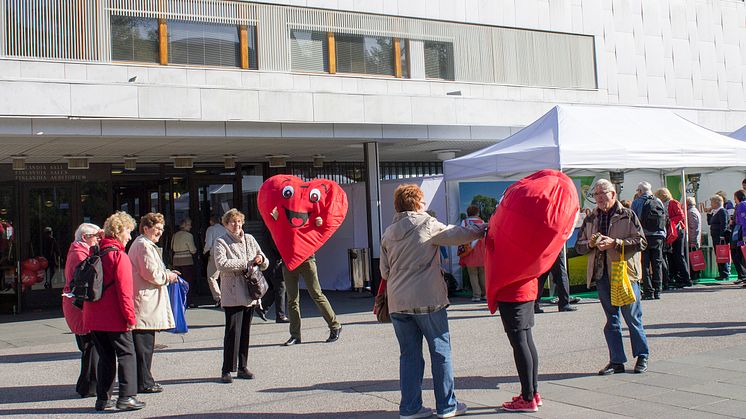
[681,168,690,275]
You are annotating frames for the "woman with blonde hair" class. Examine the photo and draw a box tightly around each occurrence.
[381,184,486,419]
[214,208,268,383]
[63,222,102,398]
[128,212,177,394]
[655,188,691,288]
[83,211,145,411]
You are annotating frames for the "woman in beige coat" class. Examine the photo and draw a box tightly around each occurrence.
[214,208,268,383]
[128,212,177,394]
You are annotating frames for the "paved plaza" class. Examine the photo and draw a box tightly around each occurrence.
[2,281,746,418]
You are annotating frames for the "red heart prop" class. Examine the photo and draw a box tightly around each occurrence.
[258,175,348,271]
[485,170,579,313]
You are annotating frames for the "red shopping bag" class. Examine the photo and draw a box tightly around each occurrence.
[689,249,706,271]
[715,244,731,264]
[740,245,746,261]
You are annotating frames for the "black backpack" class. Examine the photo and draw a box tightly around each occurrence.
[68,245,118,309]
[640,196,666,234]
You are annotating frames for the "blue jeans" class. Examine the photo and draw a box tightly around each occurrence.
[390,308,458,417]
[595,275,650,364]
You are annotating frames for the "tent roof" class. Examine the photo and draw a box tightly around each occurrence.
[731,125,746,141]
[444,105,746,181]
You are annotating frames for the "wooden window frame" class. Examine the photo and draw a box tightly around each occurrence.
[394,38,402,78]
[158,19,168,65]
[327,32,336,74]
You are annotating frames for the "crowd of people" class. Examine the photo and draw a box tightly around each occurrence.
[61,207,342,412]
[59,177,745,415]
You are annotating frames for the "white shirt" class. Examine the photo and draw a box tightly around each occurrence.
[204,223,228,254]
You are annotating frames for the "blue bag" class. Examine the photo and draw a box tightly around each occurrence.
[167,276,189,334]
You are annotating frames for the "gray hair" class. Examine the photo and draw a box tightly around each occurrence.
[637,181,652,194]
[74,223,101,242]
[594,179,614,193]
[686,197,696,207]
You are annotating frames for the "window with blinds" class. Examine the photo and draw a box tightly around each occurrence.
[290,29,329,73]
[335,33,395,76]
[110,16,159,63]
[168,20,242,68]
[424,41,455,80]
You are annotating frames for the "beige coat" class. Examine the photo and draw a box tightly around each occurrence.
[171,230,196,266]
[128,235,175,330]
[574,201,648,288]
[380,211,486,313]
[214,233,269,308]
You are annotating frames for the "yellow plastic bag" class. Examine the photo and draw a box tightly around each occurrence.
[610,244,636,307]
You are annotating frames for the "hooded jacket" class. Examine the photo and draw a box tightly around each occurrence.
[62,241,91,335]
[128,235,175,330]
[82,237,137,332]
[380,211,485,313]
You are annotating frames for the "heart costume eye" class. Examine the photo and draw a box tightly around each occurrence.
[282,185,294,199]
[309,188,321,203]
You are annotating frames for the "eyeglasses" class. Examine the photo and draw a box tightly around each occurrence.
[83,234,100,239]
[593,191,612,197]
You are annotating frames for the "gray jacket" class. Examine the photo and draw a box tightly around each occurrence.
[380,211,486,313]
[214,233,269,307]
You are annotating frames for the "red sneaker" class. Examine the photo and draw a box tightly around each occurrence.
[509,393,542,407]
[502,397,538,412]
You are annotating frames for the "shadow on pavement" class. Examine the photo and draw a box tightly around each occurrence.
[259,373,590,394]
[156,412,392,418]
[0,407,97,415]
[643,321,746,338]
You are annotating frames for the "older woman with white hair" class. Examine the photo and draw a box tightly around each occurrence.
[63,222,102,398]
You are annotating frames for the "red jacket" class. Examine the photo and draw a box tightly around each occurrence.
[82,237,136,332]
[668,199,685,227]
[62,241,90,335]
[495,277,538,303]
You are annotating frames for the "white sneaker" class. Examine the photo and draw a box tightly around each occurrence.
[437,402,467,418]
[400,406,433,419]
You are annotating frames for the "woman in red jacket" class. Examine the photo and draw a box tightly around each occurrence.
[82,211,145,412]
[62,223,102,398]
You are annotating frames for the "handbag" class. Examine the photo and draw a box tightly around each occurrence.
[241,235,269,300]
[373,278,390,323]
[166,276,189,334]
[610,244,636,307]
[243,264,269,301]
[715,240,731,264]
[688,249,706,272]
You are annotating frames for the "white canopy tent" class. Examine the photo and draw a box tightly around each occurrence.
[444,105,746,180]
[730,124,746,141]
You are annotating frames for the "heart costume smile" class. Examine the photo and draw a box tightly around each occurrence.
[284,207,310,228]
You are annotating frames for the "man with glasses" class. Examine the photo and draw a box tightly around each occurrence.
[575,179,650,375]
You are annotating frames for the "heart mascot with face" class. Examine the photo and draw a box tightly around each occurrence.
[258,175,348,271]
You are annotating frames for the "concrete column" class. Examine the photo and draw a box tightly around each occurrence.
[364,142,382,291]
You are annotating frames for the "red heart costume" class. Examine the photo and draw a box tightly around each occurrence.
[485,170,579,314]
[258,175,348,271]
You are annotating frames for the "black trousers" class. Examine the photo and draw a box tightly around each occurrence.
[75,334,98,397]
[535,247,570,308]
[132,330,156,390]
[91,330,137,400]
[668,235,691,284]
[498,301,538,402]
[260,265,287,317]
[223,306,254,374]
[730,245,746,279]
[642,237,664,295]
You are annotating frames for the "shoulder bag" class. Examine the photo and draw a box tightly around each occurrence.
[241,235,269,301]
[373,278,390,323]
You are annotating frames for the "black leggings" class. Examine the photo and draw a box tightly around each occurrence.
[505,328,538,401]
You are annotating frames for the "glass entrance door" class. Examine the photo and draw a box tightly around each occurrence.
[21,185,75,309]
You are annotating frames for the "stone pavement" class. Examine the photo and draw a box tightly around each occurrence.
[2,282,746,418]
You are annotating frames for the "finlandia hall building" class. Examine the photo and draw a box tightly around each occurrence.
[0,0,744,312]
